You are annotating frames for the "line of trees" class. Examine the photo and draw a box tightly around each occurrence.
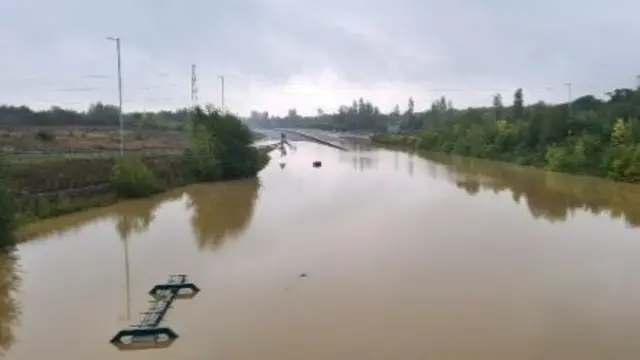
[372,87,640,183]
[245,98,402,132]
[244,85,640,183]
[0,103,190,130]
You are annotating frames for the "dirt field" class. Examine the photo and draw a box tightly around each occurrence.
[0,126,186,152]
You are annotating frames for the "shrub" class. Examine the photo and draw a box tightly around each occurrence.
[35,130,55,142]
[111,156,158,198]
[182,147,222,182]
[0,157,16,248]
[184,106,261,182]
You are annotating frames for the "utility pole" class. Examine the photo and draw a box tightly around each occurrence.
[636,74,640,89]
[564,82,572,118]
[107,37,124,154]
[218,75,225,111]
[191,64,198,108]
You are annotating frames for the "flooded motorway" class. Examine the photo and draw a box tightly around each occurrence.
[3,140,640,359]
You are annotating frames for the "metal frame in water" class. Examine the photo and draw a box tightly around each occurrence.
[109,274,200,351]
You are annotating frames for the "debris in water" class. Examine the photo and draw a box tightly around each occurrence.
[299,273,308,278]
[109,275,200,351]
[312,161,322,168]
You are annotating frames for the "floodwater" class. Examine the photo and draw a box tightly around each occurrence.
[3,140,640,360]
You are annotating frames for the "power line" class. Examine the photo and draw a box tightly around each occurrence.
[57,87,105,92]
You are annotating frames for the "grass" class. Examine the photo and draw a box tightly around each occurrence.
[6,148,183,164]
[15,192,119,226]
[0,126,186,152]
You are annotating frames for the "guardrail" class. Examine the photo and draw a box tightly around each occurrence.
[279,129,349,151]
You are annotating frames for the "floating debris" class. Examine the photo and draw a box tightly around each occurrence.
[312,161,322,168]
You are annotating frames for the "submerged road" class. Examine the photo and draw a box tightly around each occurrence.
[5,138,640,359]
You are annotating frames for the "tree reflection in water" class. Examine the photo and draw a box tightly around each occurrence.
[0,249,21,356]
[185,179,260,251]
[339,145,377,172]
[18,190,185,243]
[420,151,640,227]
[113,190,184,241]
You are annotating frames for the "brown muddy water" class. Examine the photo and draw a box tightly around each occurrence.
[3,141,640,360]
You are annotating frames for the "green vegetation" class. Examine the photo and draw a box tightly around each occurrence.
[111,156,159,198]
[0,103,190,130]
[246,100,390,131]
[184,106,263,182]
[16,194,118,225]
[0,157,16,249]
[0,106,271,248]
[244,86,640,183]
[369,88,640,183]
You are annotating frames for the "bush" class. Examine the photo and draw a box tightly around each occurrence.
[111,156,158,198]
[184,106,261,182]
[35,130,55,142]
[0,158,15,248]
[182,147,222,182]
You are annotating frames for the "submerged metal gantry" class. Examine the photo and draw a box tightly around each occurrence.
[109,274,200,350]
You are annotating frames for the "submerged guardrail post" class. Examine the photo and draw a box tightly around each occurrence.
[109,274,200,351]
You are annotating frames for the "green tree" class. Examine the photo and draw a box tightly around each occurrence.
[184,106,261,182]
[0,158,15,249]
[111,156,158,198]
[372,86,640,184]
[492,93,504,120]
[513,88,524,120]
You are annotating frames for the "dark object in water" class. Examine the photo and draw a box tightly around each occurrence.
[299,273,308,277]
[312,161,322,168]
[109,275,200,351]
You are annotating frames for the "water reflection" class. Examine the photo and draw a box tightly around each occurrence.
[339,147,377,172]
[419,151,640,227]
[185,179,259,250]
[407,153,414,177]
[0,250,21,356]
[17,190,186,324]
[114,191,186,241]
[17,190,185,243]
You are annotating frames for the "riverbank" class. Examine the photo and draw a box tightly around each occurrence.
[8,144,276,227]
[371,132,640,184]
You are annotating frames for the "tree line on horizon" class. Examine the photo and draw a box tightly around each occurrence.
[3,85,640,137]
[0,103,190,130]
[370,86,640,183]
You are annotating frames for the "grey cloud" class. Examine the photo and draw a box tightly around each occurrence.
[1,0,640,114]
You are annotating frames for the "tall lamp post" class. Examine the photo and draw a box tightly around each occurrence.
[106,36,124,154]
[218,75,225,111]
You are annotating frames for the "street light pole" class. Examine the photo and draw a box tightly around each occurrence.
[107,36,124,154]
[218,75,225,111]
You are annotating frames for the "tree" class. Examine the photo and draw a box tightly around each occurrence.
[513,88,524,120]
[370,86,640,184]
[492,93,504,120]
[183,106,261,182]
[407,97,415,115]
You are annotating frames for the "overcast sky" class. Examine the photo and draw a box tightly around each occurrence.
[1,0,639,116]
